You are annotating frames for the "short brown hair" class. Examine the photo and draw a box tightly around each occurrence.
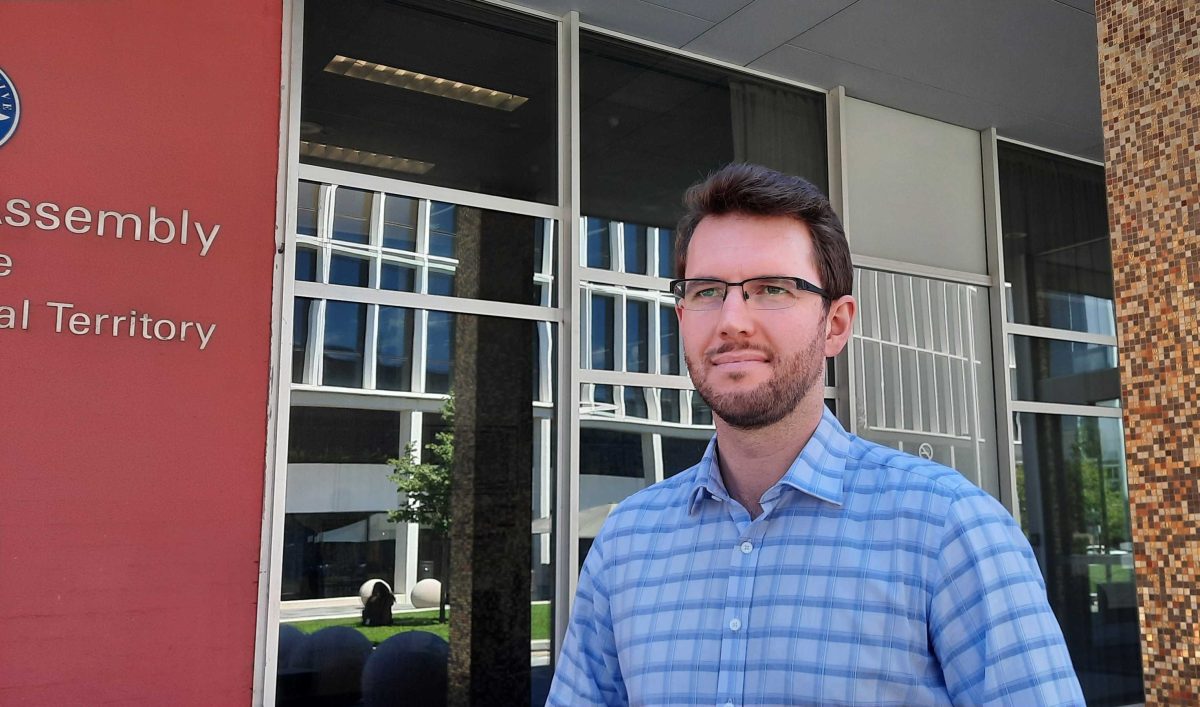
[675,163,853,302]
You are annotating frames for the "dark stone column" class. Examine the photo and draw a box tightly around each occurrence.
[446,207,535,706]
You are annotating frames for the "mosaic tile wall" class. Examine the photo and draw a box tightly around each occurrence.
[1096,0,1200,702]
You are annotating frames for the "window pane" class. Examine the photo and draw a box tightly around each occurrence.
[428,271,455,297]
[580,427,643,477]
[332,186,371,244]
[660,388,681,423]
[329,253,369,287]
[297,181,320,237]
[659,306,679,375]
[691,394,713,426]
[288,406,401,463]
[590,294,615,370]
[323,301,366,387]
[281,512,396,601]
[623,386,647,418]
[380,263,415,292]
[429,202,457,258]
[296,247,318,282]
[999,143,1115,335]
[376,306,414,391]
[425,311,454,394]
[383,194,418,251]
[623,223,647,274]
[292,297,313,384]
[301,0,558,203]
[658,229,674,278]
[1016,414,1142,705]
[1012,336,1120,406]
[582,30,826,233]
[661,435,708,478]
[626,300,649,373]
[586,217,611,269]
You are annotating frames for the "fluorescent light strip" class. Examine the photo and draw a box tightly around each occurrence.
[323,54,529,112]
[300,141,435,175]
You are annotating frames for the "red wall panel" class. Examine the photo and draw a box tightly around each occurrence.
[0,3,283,703]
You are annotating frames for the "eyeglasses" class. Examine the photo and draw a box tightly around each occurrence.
[669,276,830,311]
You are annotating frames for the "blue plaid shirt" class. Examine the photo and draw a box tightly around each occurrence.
[549,409,1084,706]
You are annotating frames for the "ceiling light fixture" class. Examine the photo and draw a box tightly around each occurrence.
[323,54,529,112]
[300,140,435,175]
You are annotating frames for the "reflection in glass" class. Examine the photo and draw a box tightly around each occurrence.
[626,301,649,373]
[383,195,418,251]
[296,248,318,282]
[691,394,713,426]
[1012,336,1120,406]
[281,512,396,600]
[429,202,457,258]
[624,386,648,418]
[591,295,615,370]
[658,229,675,279]
[288,407,401,464]
[301,0,558,202]
[1016,413,1142,705]
[333,186,371,244]
[659,306,679,375]
[297,180,320,237]
[329,253,370,287]
[428,270,455,297]
[999,143,1115,335]
[623,223,647,274]
[377,306,414,391]
[587,217,610,269]
[426,311,454,394]
[292,297,313,384]
[581,30,826,232]
[380,263,416,292]
[323,301,366,387]
[661,435,709,478]
[660,389,681,423]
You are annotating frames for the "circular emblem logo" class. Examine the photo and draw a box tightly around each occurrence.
[918,443,934,460]
[0,67,21,148]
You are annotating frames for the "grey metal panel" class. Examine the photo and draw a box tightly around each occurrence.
[511,0,714,47]
[842,96,989,275]
[788,0,1101,134]
[643,0,751,23]
[682,0,856,65]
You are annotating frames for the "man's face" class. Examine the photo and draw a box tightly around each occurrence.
[678,213,853,430]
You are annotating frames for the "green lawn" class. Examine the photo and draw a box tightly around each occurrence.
[1088,562,1133,594]
[286,602,552,645]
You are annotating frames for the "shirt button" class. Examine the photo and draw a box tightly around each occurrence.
[729,617,742,632]
[740,541,753,554]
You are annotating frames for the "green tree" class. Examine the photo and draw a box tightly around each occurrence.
[387,396,454,622]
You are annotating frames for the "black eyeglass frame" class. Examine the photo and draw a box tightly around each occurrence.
[668,276,832,309]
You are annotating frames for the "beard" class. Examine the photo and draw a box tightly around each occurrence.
[686,328,826,431]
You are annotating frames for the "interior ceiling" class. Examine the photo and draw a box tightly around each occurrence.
[513,0,1105,161]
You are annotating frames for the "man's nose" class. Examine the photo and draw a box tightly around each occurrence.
[716,284,756,337]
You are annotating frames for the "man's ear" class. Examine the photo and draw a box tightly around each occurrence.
[823,295,856,357]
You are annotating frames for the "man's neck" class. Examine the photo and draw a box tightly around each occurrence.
[714,401,824,519]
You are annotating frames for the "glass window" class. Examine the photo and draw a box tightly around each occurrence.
[579,428,643,477]
[322,301,366,387]
[383,194,418,251]
[590,294,615,370]
[281,512,396,601]
[429,202,457,258]
[626,300,649,373]
[581,30,826,233]
[660,388,681,423]
[332,186,371,244]
[287,407,401,463]
[428,271,455,297]
[296,248,318,282]
[1012,336,1120,406]
[292,297,313,384]
[623,386,647,418]
[376,306,414,391]
[661,435,709,478]
[658,229,674,278]
[593,384,614,405]
[999,143,1115,336]
[1016,413,1142,705]
[691,394,713,426]
[586,217,611,269]
[301,0,558,203]
[329,253,370,287]
[380,263,416,292]
[297,180,320,237]
[426,311,454,394]
[659,305,679,375]
[623,223,647,274]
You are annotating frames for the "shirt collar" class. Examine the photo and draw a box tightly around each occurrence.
[688,407,850,515]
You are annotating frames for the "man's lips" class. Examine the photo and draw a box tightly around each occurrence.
[707,347,771,366]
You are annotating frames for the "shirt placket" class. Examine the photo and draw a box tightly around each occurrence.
[715,507,768,707]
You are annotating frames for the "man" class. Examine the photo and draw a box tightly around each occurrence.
[548,164,1084,706]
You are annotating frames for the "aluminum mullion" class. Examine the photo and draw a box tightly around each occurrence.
[295,282,558,322]
[580,265,672,292]
[1009,400,1124,418]
[1006,322,1118,347]
[579,369,696,390]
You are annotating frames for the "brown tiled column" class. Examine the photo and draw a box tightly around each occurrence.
[1096,1,1200,702]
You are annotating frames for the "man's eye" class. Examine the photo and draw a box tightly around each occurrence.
[694,287,722,298]
[761,285,788,296]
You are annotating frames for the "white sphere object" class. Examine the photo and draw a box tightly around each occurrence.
[410,578,442,609]
[358,578,392,606]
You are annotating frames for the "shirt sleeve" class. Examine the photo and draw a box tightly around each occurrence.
[546,534,628,706]
[928,491,1087,706]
